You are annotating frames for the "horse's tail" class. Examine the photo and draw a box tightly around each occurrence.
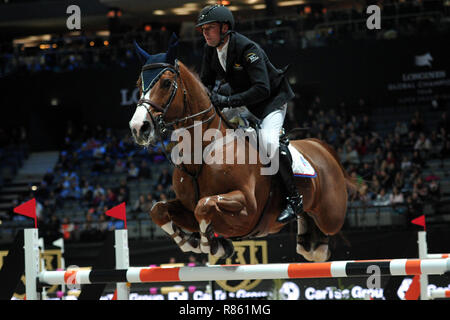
[307,138,358,196]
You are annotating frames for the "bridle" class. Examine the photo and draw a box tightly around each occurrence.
[137,60,216,138]
[136,59,222,204]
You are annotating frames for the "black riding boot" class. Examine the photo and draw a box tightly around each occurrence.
[276,140,304,223]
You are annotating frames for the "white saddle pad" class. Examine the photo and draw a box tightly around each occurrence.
[288,144,317,178]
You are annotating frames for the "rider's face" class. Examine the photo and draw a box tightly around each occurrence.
[201,23,223,47]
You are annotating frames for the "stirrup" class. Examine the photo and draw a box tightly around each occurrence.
[288,194,303,215]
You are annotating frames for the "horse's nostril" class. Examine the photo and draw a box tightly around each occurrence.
[132,128,138,137]
[141,121,150,134]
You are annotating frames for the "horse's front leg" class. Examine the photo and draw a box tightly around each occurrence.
[194,190,249,259]
[150,199,202,253]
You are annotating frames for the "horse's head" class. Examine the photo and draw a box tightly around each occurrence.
[129,33,185,146]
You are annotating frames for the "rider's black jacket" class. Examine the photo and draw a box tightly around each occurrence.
[200,31,295,119]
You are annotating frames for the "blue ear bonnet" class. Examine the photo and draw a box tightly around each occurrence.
[134,33,179,94]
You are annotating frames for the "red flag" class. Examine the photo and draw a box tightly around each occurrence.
[404,275,421,300]
[105,202,127,229]
[14,198,37,228]
[411,215,426,230]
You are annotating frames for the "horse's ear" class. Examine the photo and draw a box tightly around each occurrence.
[133,40,151,64]
[166,33,179,65]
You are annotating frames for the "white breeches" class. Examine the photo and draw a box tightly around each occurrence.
[259,103,287,159]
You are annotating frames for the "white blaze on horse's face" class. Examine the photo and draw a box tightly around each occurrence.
[129,90,157,146]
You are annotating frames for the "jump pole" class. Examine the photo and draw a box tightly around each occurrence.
[429,289,450,299]
[37,258,450,286]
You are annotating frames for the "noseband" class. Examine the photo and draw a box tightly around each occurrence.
[137,60,216,136]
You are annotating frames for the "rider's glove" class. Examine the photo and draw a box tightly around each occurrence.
[210,92,230,108]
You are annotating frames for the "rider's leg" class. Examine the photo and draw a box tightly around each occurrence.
[259,104,303,224]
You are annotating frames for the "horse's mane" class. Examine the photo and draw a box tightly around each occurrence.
[183,64,211,96]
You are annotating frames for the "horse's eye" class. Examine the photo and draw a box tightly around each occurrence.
[162,78,172,89]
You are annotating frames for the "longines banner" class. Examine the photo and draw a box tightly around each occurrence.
[383,48,450,105]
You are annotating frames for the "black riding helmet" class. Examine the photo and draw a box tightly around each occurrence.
[196,4,235,29]
[196,5,235,47]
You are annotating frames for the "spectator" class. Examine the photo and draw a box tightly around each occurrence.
[369,175,381,195]
[394,121,408,137]
[80,179,94,204]
[132,194,150,213]
[345,145,360,165]
[60,217,75,241]
[127,162,139,181]
[389,186,404,205]
[146,192,156,208]
[373,188,391,206]
[114,159,127,173]
[93,183,105,199]
[405,192,424,224]
[97,214,109,237]
[428,178,440,203]
[414,133,432,153]
[393,171,405,191]
[106,188,117,207]
[138,160,152,180]
[154,184,165,200]
[117,186,129,204]
[117,179,130,201]
[379,170,392,190]
[158,168,172,188]
[103,156,114,174]
[80,212,99,241]
[413,177,428,200]
[159,193,168,202]
[400,155,412,172]
[411,150,425,169]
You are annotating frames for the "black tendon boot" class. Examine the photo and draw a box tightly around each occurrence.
[276,138,304,223]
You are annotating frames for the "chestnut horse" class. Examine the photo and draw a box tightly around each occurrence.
[129,57,355,262]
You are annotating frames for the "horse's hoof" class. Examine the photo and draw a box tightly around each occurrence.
[186,232,201,253]
[312,244,330,262]
[296,244,315,261]
[217,237,235,259]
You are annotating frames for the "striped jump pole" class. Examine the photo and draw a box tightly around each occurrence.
[429,289,450,299]
[37,258,450,286]
[426,254,450,259]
